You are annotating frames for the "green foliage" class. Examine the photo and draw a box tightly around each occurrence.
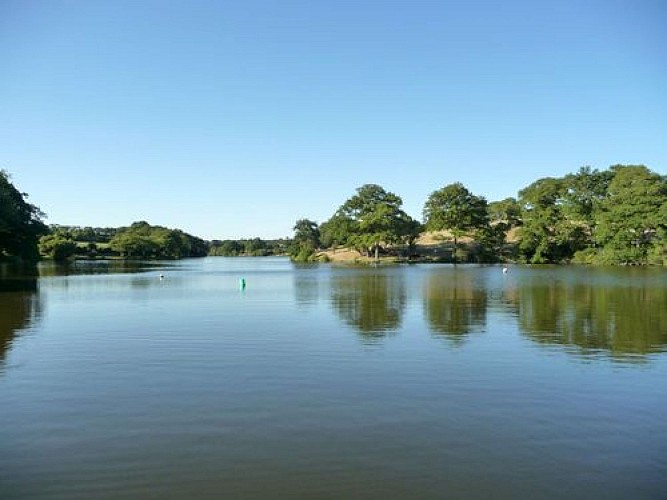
[518,175,594,263]
[423,182,489,262]
[209,238,288,257]
[571,247,599,264]
[516,165,667,265]
[331,184,421,259]
[472,223,507,263]
[39,231,78,261]
[289,218,321,261]
[209,239,243,256]
[319,214,355,249]
[51,225,117,243]
[647,237,667,266]
[0,170,48,262]
[593,165,667,265]
[291,244,317,262]
[488,197,521,227]
[109,221,208,259]
[561,166,613,230]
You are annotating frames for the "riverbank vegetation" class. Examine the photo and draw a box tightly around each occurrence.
[291,164,667,266]
[3,164,666,265]
[38,222,208,261]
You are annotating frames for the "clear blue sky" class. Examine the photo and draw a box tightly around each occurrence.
[1,0,665,240]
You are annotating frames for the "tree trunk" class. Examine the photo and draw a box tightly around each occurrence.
[453,236,458,264]
[374,244,379,262]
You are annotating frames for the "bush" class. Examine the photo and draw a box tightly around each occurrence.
[572,247,599,264]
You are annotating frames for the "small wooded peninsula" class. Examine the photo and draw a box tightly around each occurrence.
[1,164,666,266]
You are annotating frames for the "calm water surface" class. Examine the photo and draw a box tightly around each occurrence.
[1,258,666,499]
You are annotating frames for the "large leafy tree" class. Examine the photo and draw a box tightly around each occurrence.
[292,219,320,249]
[519,178,604,264]
[335,184,420,260]
[518,177,587,263]
[561,166,613,241]
[0,170,48,262]
[319,214,355,251]
[423,182,488,261]
[594,165,667,264]
[289,218,321,261]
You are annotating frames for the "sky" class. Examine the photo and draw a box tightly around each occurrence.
[1,0,666,240]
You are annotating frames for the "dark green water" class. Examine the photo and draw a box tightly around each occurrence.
[1,258,666,499]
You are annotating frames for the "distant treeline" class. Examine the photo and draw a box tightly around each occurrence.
[209,238,290,257]
[39,224,289,261]
[289,164,667,266]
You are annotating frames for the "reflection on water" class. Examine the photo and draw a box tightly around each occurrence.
[0,274,41,370]
[1,259,666,499]
[423,268,487,344]
[37,259,167,277]
[293,265,321,307]
[516,278,667,360]
[330,270,406,342]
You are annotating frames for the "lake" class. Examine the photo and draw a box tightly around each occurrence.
[1,258,666,499]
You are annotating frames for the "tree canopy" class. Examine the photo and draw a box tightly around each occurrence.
[289,218,321,261]
[516,165,667,265]
[594,165,667,264]
[0,170,47,262]
[423,182,489,261]
[331,184,421,260]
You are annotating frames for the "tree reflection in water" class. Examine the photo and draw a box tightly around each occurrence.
[292,265,321,308]
[516,279,667,360]
[330,270,406,343]
[422,269,487,345]
[0,273,41,370]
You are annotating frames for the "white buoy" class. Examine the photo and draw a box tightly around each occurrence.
[159,273,164,280]
[502,266,509,274]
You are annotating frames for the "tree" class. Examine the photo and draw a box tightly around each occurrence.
[320,214,355,251]
[594,165,667,264]
[0,170,48,262]
[289,218,321,261]
[517,177,591,263]
[423,182,488,262]
[518,177,566,263]
[488,197,521,227]
[293,219,320,248]
[39,231,78,261]
[561,166,613,241]
[335,184,420,261]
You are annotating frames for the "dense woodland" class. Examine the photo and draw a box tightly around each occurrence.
[1,165,666,265]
